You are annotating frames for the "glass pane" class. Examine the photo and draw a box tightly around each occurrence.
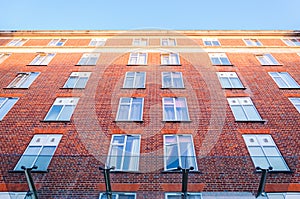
[117,104,130,120]
[166,144,179,170]
[45,105,63,121]
[124,77,134,88]
[248,146,264,156]
[58,105,75,121]
[212,41,220,46]
[274,77,288,88]
[75,77,88,88]
[257,56,269,65]
[119,194,135,199]
[167,196,182,199]
[281,73,299,88]
[243,105,261,120]
[78,57,88,65]
[231,105,247,120]
[100,194,117,199]
[230,77,243,88]
[211,57,221,65]
[0,98,18,120]
[15,155,37,170]
[109,145,124,169]
[263,146,279,156]
[112,136,125,144]
[163,73,172,88]
[164,104,175,120]
[176,107,188,121]
[138,54,146,64]
[165,135,176,144]
[34,155,53,170]
[123,136,139,170]
[268,157,289,171]
[130,100,142,121]
[266,193,284,199]
[135,72,145,88]
[64,76,78,88]
[87,57,97,65]
[251,156,270,169]
[129,57,137,65]
[266,54,279,65]
[220,77,232,88]
[220,57,230,65]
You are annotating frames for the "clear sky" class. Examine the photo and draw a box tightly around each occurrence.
[1,0,299,30]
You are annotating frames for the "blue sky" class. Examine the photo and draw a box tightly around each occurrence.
[1,0,299,30]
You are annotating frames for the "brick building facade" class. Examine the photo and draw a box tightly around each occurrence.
[0,30,299,198]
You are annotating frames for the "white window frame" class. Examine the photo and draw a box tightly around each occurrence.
[106,135,141,171]
[99,192,136,199]
[162,72,184,88]
[161,53,180,65]
[7,72,40,88]
[77,53,100,65]
[209,53,231,65]
[0,192,28,199]
[161,38,177,46]
[164,135,198,171]
[123,72,146,88]
[116,97,144,121]
[29,53,55,65]
[0,97,18,120]
[44,97,79,121]
[128,52,147,65]
[89,38,107,46]
[203,38,220,46]
[268,72,300,88]
[48,38,67,46]
[243,134,290,172]
[0,53,11,64]
[243,38,262,46]
[267,192,300,199]
[63,72,91,89]
[163,97,190,121]
[14,134,62,171]
[289,98,300,113]
[282,38,300,46]
[216,72,244,89]
[132,38,148,46]
[6,39,28,46]
[165,192,202,199]
[256,53,280,65]
[227,97,262,121]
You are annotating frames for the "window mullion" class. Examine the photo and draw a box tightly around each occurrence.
[279,73,292,88]
[133,72,137,88]
[176,136,182,168]
[241,104,250,120]
[74,76,80,88]
[120,135,127,170]
[32,145,44,168]
[170,72,174,87]
[128,98,133,120]
[173,98,177,120]
[0,98,9,109]
[56,105,65,120]
[228,77,234,88]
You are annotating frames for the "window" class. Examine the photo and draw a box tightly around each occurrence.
[6,39,27,46]
[162,72,184,88]
[267,192,300,199]
[0,192,28,199]
[164,135,198,171]
[269,72,300,88]
[0,53,10,64]
[116,98,143,121]
[63,72,91,89]
[106,135,140,171]
[165,193,202,199]
[161,53,180,65]
[209,53,231,65]
[128,52,147,65]
[29,53,55,65]
[89,38,107,46]
[163,97,190,121]
[161,38,177,46]
[0,98,18,120]
[242,134,290,171]
[256,54,280,65]
[282,38,300,46]
[216,72,244,89]
[289,98,300,113]
[123,72,146,88]
[227,97,262,121]
[14,134,62,171]
[48,39,67,46]
[132,38,148,46]
[44,97,79,121]
[99,192,136,199]
[7,72,39,88]
[203,38,220,46]
[77,53,100,65]
[244,39,262,46]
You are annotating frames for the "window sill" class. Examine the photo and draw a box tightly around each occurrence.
[75,64,96,66]
[161,87,185,89]
[161,170,200,173]
[278,87,300,89]
[235,119,267,123]
[254,170,292,174]
[40,120,71,122]
[3,87,29,89]
[121,87,146,89]
[160,64,182,66]
[212,64,234,66]
[222,87,247,90]
[114,120,143,123]
[60,87,85,89]
[162,120,192,123]
[261,64,283,66]
[110,170,141,173]
[126,64,148,66]
[26,64,48,66]
[8,170,49,173]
